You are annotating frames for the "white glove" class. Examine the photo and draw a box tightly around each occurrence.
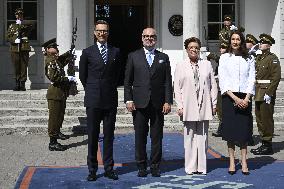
[14,38,20,44]
[264,94,271,104]
[16,19,22,25]
[67,76,77,83]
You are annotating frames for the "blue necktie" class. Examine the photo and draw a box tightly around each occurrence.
[101,44,107,64]
[146,51,153,67]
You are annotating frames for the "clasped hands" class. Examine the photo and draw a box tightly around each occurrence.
[126,102,171,114]
[234,97,250,109]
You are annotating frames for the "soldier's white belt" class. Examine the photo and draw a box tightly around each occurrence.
[256,80,270,84]
[22,37,28,40]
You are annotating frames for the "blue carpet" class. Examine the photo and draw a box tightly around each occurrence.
[15,133,284,189]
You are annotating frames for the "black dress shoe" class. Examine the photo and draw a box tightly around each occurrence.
[151,168,161,177]
[137,169,148,177]
[49,142,67,151]
[87,172,97,181]
[57,132,70,140]
[104,170,119,180]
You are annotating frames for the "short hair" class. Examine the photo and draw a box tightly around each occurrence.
[184,37,201,49]
[94,20,109,29]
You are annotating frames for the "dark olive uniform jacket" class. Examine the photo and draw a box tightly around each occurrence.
[6,23,31,52]
[255,52,281,101]
[218,27,231,44]
[45,52,72,100]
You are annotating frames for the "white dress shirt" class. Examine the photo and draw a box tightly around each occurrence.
[143,47,155,62]
[97,42,108,54]
[218,53,255,95]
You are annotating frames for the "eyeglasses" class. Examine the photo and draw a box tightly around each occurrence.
[142,35,157,39]
[95,30,109,34]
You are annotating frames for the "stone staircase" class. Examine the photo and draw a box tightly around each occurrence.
[1,83,284,133]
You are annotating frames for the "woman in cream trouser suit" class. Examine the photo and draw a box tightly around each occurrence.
[174,37,217,174]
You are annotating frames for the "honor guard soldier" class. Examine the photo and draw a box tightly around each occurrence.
[251,34,281,155]
[219,15,233,44]
[246,34,260,57]
[42,38,75,151]
[6,8,32,91]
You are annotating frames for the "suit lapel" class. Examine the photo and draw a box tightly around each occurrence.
[138,48,150,69]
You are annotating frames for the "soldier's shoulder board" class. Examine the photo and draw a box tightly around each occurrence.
[273,59,279,64]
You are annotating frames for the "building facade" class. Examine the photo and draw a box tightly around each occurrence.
[0,0,283,89]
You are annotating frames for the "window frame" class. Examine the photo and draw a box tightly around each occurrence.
[4,0,39,45]
[207,0,239,42]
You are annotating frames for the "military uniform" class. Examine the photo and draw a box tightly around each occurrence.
[252,34,281,155]
[246,34,259,57]
[6,8,32,91]
[218,15,232,44]
[43,38,73,151]
[219,27,231,44]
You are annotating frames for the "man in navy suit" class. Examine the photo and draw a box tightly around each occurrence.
[79,20,120,181]
[124,27,173,177]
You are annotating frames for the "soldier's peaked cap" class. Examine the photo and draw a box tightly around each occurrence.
[41,38,58,49]
[15,8,24,15]
[224,15,232,21]
[246,34,258,45]
[259,33,275,45]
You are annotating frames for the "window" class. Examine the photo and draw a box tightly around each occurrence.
[6,0,38,40]
[207,0,237,40]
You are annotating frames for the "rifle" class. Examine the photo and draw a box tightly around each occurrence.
[203,26,209,51]
[67,17,78,96]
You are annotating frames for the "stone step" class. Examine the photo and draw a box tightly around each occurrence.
[2,105,284,117]
[1,89,284,100]
[2,98,284,109]
[1,122,284,135]
[1,113,284,127]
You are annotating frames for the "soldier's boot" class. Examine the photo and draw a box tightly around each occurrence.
[13,80,20,91]
[251,141,273,155]
[49,137,67,151]
[19,81,26,91]
[56,132,70,140]
[250,142,265,153]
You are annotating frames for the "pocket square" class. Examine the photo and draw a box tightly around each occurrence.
[159,60,165,63]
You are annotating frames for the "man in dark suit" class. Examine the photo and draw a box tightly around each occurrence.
[124,27,173,177]
[79,20,120,181]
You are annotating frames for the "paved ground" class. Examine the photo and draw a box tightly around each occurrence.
[1,128,284,189]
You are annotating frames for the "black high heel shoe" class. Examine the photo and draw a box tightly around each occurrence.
[242,171,250,175]
[228,170,236,175]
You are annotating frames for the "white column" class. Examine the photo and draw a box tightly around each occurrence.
[57,0,73,53]
[183,0,201,58]
[183,0,200,40]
